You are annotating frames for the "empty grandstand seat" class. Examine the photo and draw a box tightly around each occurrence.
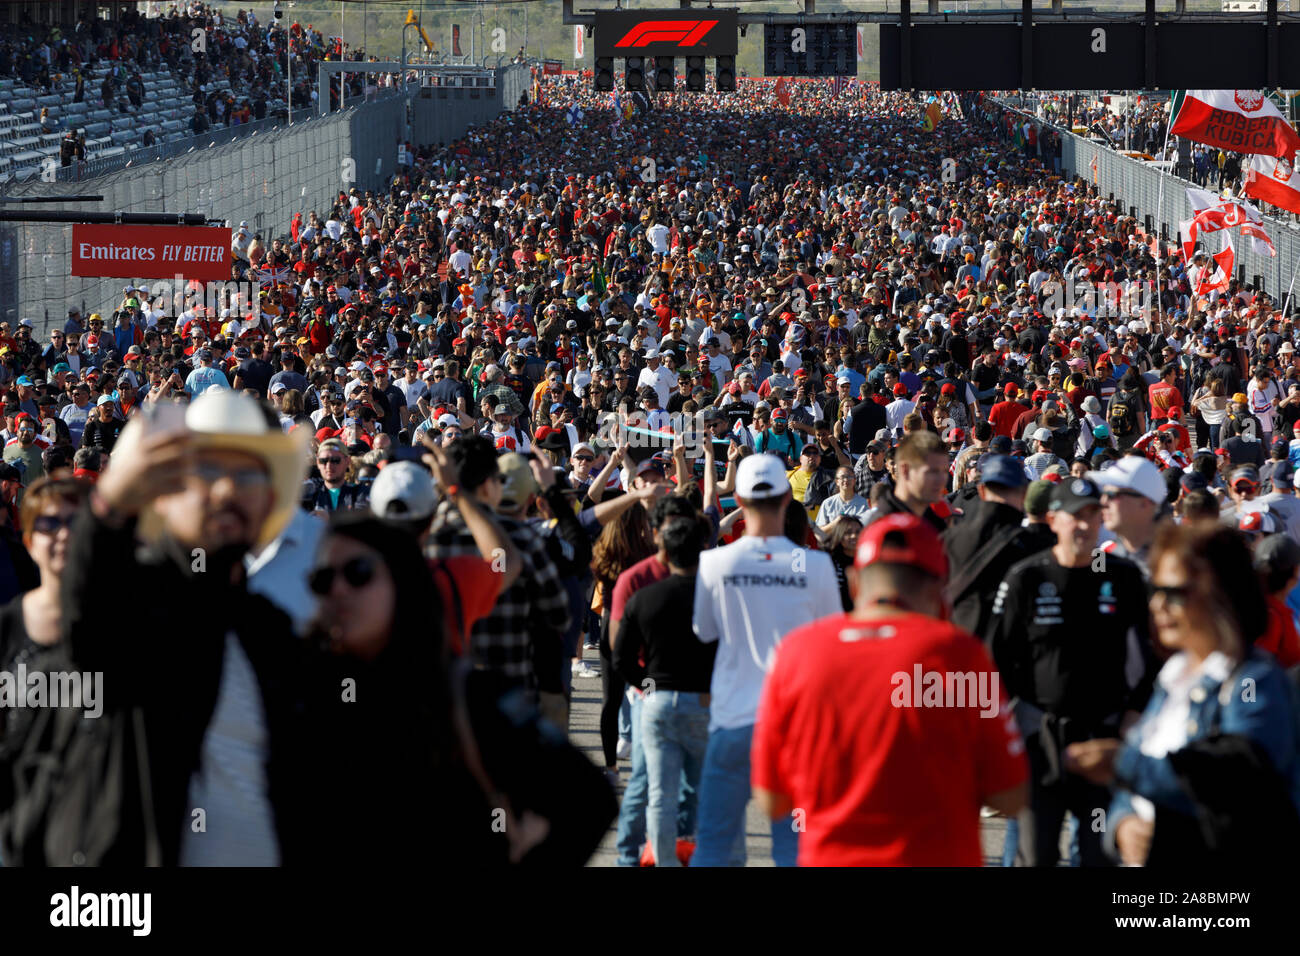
[81,122,110,138]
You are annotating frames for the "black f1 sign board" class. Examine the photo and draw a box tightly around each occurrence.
[764,24,857,77]
[880,22,1300,90]
[595,11,738,58]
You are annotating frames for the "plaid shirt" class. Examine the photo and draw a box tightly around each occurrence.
[425,502,570,684]
[853,455,892,498]
[479,381,526,418]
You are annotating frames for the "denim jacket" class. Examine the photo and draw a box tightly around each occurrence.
[1108,648,1300,830]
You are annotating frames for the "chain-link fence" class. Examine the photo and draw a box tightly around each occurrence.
[996,97,1300,307]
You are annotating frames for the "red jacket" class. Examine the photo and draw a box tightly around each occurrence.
[1259,594,1300,668]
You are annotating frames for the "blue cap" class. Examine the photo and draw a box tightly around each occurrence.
[15,376,33,387]
[549,402,566,413]
[978,453,1029,489]
[988,435,1013,455]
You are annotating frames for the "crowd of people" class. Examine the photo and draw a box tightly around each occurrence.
[1,67,1300,868]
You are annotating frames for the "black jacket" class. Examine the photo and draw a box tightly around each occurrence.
[847,397,887,456]
[942,499,1050,641]
[79,416,125,453]
[59,506,310,866]
[300,476,371,514]
[874,485,947,535]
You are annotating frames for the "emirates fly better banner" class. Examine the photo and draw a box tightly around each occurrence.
[70,225,231,281]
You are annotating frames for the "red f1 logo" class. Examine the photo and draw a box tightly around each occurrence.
[614,19,719,49]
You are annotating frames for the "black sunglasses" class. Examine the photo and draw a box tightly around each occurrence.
[573,454,594,462]
[309,556,377,596]
[1151,584,1191,608]
[32,514,74,535]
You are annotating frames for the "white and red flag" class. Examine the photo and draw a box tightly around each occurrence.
[1195,232,1235,299]
[1185,187,1275,258]
[1170,90,1300,158]
[1243,151,1300,215]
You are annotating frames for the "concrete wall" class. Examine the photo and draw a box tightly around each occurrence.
[3,70,528,334]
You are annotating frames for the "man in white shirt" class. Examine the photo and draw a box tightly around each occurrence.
[646,219,670,255]
[448,242,473,277]
[704,338,732,381]
[885,384,916,436]
[636,348,676,409]
[692,453,839,867]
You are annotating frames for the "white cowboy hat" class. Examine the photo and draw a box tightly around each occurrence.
[113,391,309,550]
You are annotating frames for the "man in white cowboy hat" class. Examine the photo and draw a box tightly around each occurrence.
[59,390,310,866]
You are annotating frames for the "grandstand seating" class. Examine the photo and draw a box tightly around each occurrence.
[0,60,287,182]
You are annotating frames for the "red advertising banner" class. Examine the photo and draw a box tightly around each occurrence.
[543,59,562,76]
[70,225,231,281]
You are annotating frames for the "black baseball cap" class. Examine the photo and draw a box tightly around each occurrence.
[1048,476,1102,514]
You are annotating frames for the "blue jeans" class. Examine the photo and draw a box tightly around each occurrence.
[615,692,649,866]
[618,693,631,743]
[1002,814,1082,866]
[642,690,710,867]
[694,723,800,867]
[616,691,697,865]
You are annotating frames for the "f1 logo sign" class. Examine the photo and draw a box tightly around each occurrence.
[615,19,719,49]
[595,10,737,57]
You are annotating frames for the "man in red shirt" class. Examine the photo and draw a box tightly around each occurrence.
[751,513,1028,866]
[1146,363,1183,423]
[988,383,1029,439]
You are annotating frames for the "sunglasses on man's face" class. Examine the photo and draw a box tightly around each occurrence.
[318,456,346,466]
[309,556,377,596]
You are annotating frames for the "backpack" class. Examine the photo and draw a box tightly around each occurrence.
[1108,389,1139,437]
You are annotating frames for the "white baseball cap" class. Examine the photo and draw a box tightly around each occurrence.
[370,461,437,522]
[735,453,792,500]
[1086,456,1165,506]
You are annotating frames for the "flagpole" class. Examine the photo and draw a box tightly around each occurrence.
[1153,112,1174,333]
[1284,262,1299,317]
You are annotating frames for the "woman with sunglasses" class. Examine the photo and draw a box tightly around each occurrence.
[0,478,87,861]
[301,515,616,865]
[1066,522,1300,865]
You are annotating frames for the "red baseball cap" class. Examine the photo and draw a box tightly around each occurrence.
[893,383,908,396]
[853,513,948,579]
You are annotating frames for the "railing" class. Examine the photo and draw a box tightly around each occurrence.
[41,89,403,183]
[991,94,1300,302]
